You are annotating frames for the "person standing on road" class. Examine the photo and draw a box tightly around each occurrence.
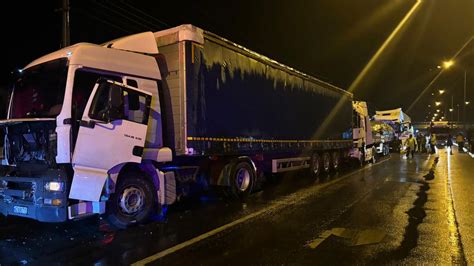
[406,134,417,159]
[456,133,465,152]
[430,134,437,154]
[420,134,427,153]
[446,134,453,155]
[466,132,472,152]
[416,133,424,152]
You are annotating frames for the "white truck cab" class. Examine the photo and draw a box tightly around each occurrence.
[351,101,376,164]
[0,32,174,227]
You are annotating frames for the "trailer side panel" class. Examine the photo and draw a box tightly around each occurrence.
[184,38,352,155]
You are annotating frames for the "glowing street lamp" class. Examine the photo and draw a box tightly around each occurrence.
[466,101,470,105]
[442,60,454,69]
[435,101,442,106]
[436,109,440,112]
[449,108,453,112]
[439,89,445,95]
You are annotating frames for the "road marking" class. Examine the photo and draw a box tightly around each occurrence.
[132,157,391,265]
[307,228,385,249]
[453,143,474,158]
[444,152,467,263]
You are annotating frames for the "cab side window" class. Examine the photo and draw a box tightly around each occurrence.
[72,69,121,150]
[88,82,151,125]
[88,82,116,122]
[123,89,150,125]
[72,69,121,120]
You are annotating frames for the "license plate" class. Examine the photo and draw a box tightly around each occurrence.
[13,205,28,215]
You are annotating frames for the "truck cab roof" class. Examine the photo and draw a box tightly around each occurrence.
[24,41,161,81]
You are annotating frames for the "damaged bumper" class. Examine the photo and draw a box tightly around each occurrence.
[0,176,67,222]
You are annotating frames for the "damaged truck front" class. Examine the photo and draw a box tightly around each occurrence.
[0,38,164,226]
[0,59,69,222]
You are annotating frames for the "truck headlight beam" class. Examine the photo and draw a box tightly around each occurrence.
[45,181,64,192]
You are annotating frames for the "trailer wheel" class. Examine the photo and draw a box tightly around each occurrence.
[106,174,157,229]
[322,152,331,173]
[309,153,321,177]
[229,161,255,199]
[354,150,364,168]
[331,151,340,171]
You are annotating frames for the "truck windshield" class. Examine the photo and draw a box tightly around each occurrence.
[431,127,450,134]
[10,58,68,119]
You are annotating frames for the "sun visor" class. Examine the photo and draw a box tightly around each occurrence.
[103,32,159,54]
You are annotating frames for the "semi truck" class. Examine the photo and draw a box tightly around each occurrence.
[0,25,370,228]
[429,121,451,146]
[373,108,412,152]
[351,101,377,164]
[370,121,394,156]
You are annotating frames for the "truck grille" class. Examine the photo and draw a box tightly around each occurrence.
[0,180,36,202]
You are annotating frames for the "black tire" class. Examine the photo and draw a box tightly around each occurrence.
[355,151,364,168]
[331,151,340,171]
[229,161,255,200]
[371,148,377,164]
[106,174,157,229]
[322,152,331,173]
[309,153,321,177]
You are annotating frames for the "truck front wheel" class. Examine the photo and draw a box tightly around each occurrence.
[229,161,255,199]
[106,175,157,229]
[371,147,377,163]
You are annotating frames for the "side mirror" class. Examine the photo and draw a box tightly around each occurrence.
[108,85,123,121]
[128,93,140,111]
[109,85,123,109]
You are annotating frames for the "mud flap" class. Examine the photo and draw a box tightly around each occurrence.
[164,171,176,205]
[157,170,176,205]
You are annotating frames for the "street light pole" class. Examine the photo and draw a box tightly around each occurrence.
[451,95,454,122]
[458,104,461,123]
[61,0,70,48]
[464,70,467,129]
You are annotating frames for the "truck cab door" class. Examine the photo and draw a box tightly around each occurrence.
[70,80,152,201]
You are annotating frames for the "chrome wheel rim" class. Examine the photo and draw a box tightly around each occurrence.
[312,155,320,174]
[119,186,145,215]
[332,153,339,169]
[236,168,251,192]
[323,154,330,171]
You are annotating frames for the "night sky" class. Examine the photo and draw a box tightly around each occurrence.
[2,0,473,121]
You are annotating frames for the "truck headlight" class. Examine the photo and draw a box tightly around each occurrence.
[45,181,64,192]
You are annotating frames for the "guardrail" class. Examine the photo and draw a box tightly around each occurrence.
[413,122,474,130]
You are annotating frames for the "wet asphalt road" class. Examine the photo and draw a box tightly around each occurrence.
[1,149,473,265]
